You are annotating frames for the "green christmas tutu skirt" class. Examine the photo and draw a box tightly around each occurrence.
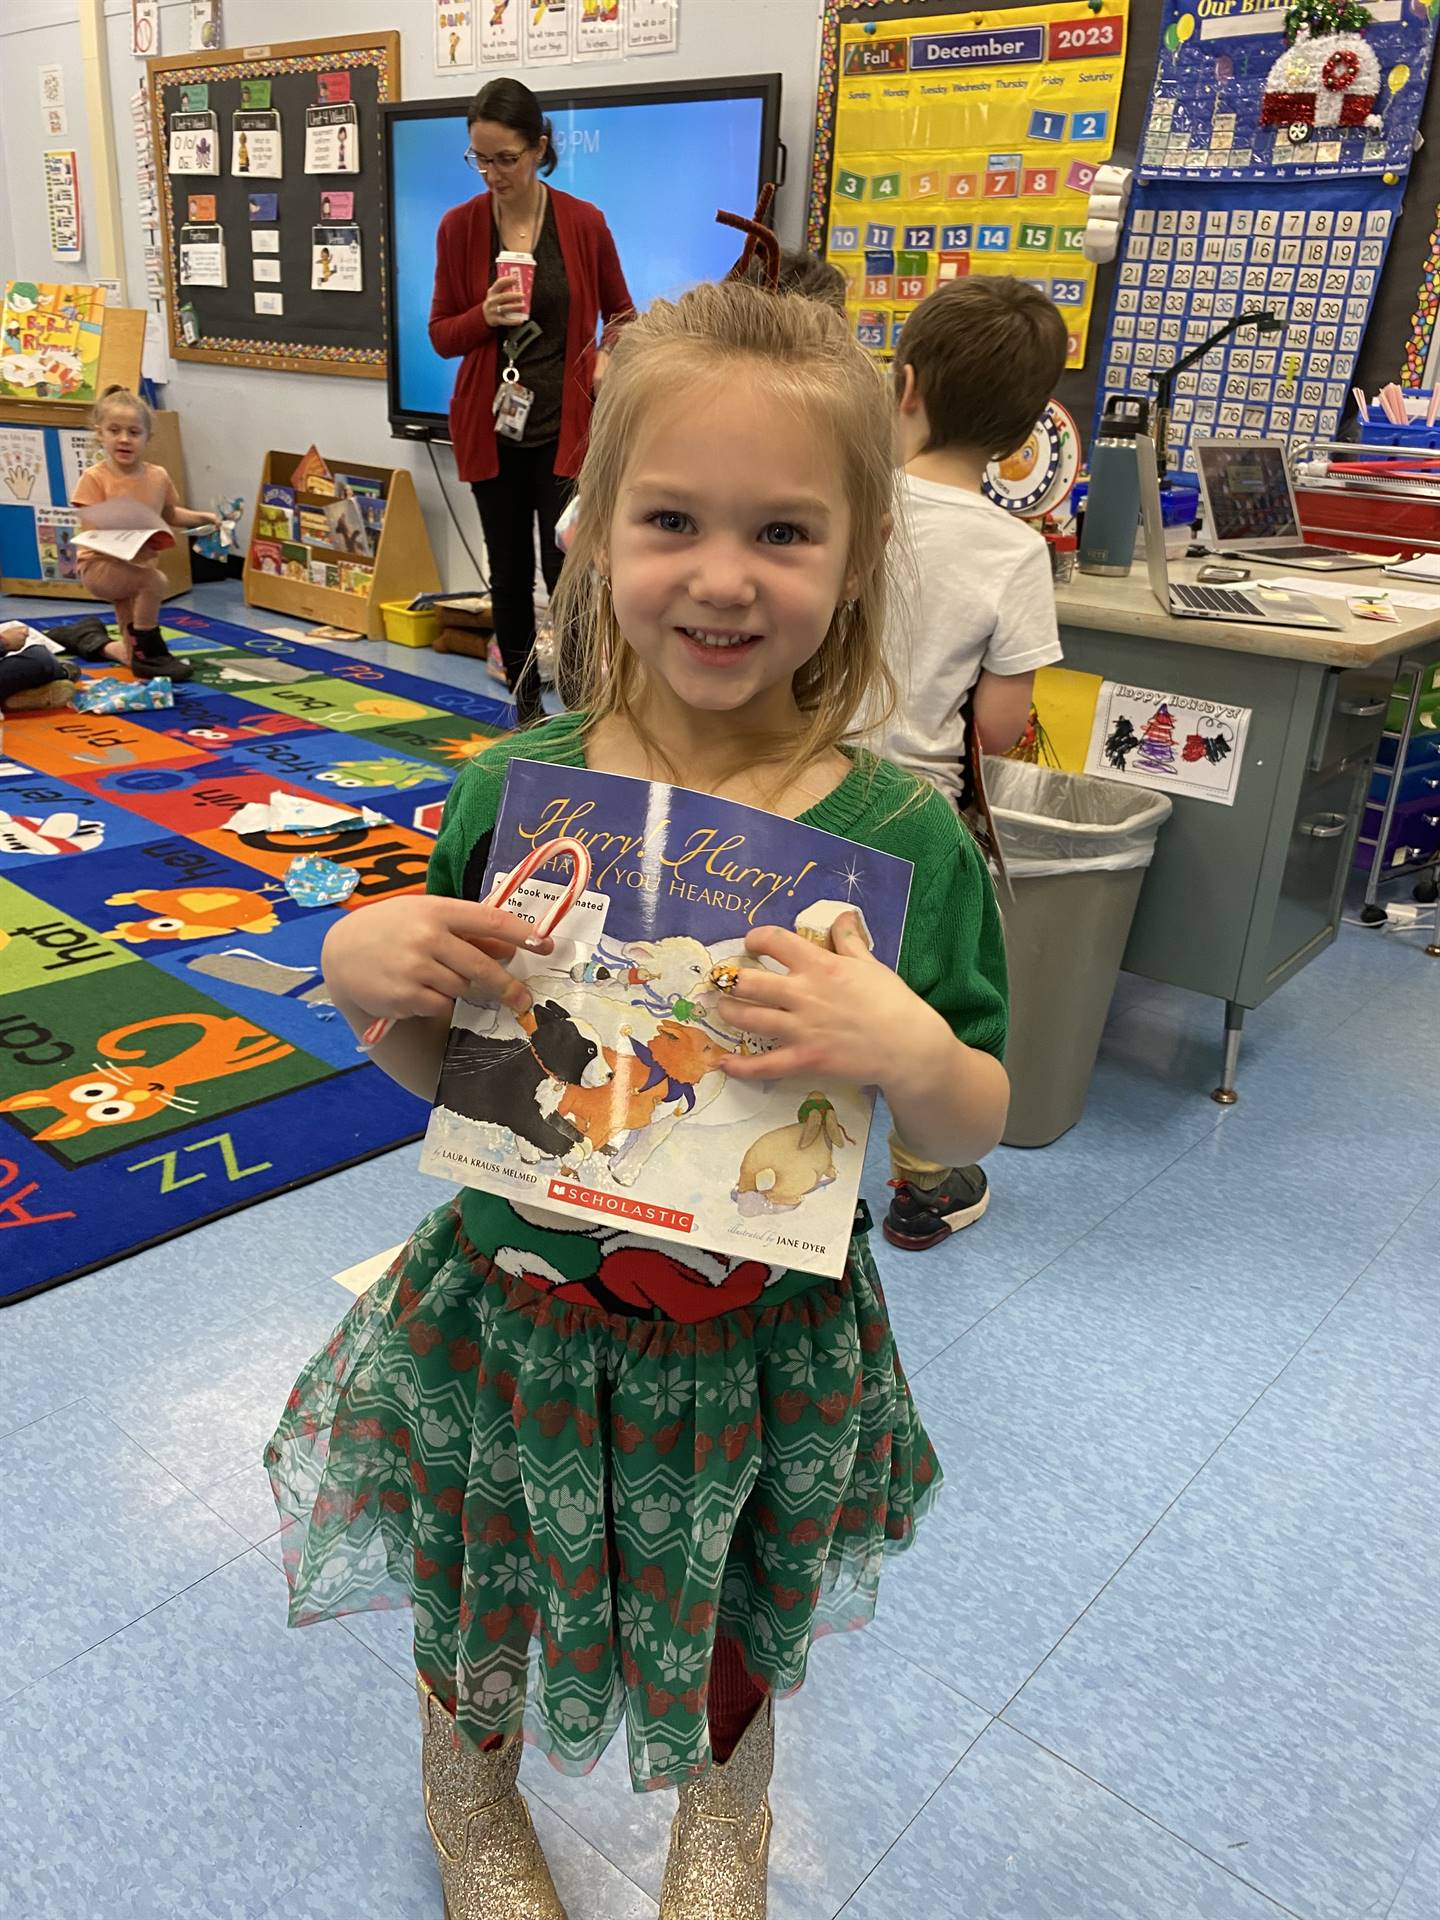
[265,1200,941,1792]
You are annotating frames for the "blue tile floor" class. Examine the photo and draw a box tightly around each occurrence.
[2,582,1437,1918]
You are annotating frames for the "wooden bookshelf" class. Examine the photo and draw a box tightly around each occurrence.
[242,450,440,639]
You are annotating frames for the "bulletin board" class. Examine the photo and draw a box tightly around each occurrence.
[808,0,1130,369]
[149,31,401,380]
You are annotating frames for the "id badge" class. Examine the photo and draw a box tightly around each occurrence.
[494,379,534,442]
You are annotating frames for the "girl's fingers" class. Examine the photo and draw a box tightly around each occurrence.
[721,1045,800,1083]
[446,899,553,953]
[430,936,532,1014]
[828,910,875,955]
[715,1000,790,1039]
[723,966,798,1010]
[744,924,819,969]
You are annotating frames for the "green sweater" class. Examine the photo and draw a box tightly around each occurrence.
[424,715,1008,1316]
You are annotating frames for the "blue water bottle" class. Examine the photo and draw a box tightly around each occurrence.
[1078,396,1149,577]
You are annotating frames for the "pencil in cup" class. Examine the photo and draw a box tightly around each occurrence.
[357,836,594,1052]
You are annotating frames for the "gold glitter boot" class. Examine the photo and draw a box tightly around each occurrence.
[417,1677,568,1920]
[658,1699,774,1919]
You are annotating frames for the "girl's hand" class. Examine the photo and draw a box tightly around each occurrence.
[321,895,553,1024]
[202,509,224,528]
[482,271,527,329]
[717,912,950,1087]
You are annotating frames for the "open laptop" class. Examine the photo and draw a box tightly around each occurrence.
[1138,434,1341,631]
[1194,437,1389,570]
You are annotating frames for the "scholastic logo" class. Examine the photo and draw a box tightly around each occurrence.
[548,1180,695,1234]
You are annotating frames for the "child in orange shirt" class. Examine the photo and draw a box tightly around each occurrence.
[70,385,221,681]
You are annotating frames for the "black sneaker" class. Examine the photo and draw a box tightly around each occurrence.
[131,648,193,682]
[883,1164,990,1251]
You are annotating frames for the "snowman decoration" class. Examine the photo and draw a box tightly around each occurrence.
[1259,0,1383,146]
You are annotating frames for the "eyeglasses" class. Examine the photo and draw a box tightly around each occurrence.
[464,147,526,174]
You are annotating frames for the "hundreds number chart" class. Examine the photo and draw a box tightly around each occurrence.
[810,3,1130,366]
[1098,178,1397,475]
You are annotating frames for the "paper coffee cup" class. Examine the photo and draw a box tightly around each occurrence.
[496,250,536,318]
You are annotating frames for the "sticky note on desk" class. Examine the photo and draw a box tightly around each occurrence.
[1348,592,1400,622]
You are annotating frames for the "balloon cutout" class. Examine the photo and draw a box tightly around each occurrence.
[1389,63,1412,94]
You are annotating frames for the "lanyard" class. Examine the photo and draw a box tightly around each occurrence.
[500,318,541,386]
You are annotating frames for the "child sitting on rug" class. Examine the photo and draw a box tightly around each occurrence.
[70,385,222,682]
[266,273,1009,1919]
[0,620,79,710]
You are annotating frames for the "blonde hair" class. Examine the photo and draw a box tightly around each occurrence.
[551,279,898,792]
[94,384,153,436]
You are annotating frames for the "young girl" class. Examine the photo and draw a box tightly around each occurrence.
[266,281,1009,1919]
[70,385,220,681]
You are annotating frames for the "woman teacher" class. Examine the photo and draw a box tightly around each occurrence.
[430,78,633,725]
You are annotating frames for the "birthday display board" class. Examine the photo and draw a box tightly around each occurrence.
[1140,0,1436,183]
[1093,0,1438,470]
[809,2,1130,368]
[1100,176,1398,471]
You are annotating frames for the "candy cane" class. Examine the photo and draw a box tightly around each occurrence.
[359,835,593,1051]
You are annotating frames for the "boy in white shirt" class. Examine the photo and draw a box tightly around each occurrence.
[880,275,1068,1253]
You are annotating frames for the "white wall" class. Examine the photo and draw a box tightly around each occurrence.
[0,0,825,588]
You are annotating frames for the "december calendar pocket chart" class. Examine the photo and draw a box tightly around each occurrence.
[810,2,1129,368]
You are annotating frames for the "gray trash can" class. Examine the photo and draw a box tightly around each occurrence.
[983,757,1172,1148]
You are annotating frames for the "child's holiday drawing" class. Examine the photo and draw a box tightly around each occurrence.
[419,760,913,1278]
[1087,681,1250,807]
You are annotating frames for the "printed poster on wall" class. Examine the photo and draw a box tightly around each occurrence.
[312,226,364,292]
[43,150,83,262]
[36,507,81,583]
[624,0,679,57]
[305,103,360,175]
[179,225,227,287]
[576,0,621,60]
[168,109,220,174]
[1085,679,1252,808]
[0,429,52,507]
[812,2,1129,371]
[232,110,283,177]
[480,0,522,65]
[1140,0,1439,184]
[436,3,477,73]
[525,0,572,65]
[190,1,222,51]
[58,425,102,498]
[131,0,159,58]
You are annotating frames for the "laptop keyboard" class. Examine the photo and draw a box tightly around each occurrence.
[1172,583,1260,616]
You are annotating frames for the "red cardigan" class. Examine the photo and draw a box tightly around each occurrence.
[429,186,633,483]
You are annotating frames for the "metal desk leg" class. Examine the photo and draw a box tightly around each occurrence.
[1362,662,1423,926]
[1211,1001,1244,1106]
[1427,887,1440,960]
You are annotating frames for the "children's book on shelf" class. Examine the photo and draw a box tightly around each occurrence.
[255,502,295,541]
[250,537,282,573]
[418,760,912,1281]
[324,493,371,555]
[260,482,296,509]
[280,540,308,578]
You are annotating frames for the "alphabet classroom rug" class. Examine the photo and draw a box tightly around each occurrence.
[0,608,511,1305]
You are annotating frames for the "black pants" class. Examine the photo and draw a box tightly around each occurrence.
[471,439,570,724]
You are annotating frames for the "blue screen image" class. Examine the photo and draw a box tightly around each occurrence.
[390,95,767,426]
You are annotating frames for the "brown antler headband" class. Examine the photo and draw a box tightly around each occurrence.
[719,182,779,291]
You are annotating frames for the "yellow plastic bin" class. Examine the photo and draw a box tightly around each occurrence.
[380,600,440,649]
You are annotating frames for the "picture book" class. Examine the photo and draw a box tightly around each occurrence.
[255,502,295,541]
[72,498,177,563]
[261,482,296,509]
[250,537,282,574]
[0,280,106,404]
[289,444,332,492]
[418,761,913,1280]
[323,494,371,555]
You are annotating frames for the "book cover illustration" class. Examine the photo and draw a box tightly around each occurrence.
[0,280,106,404]
[419,760,912,1280]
